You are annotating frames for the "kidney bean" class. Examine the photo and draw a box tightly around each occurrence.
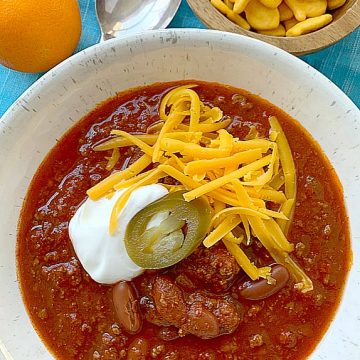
[113,281,142,334]
[127,338,148,360]
[239,264,290,300]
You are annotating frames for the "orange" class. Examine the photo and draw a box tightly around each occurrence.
[0,0,82,73]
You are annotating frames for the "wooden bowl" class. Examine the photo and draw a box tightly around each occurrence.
[187,0,360,56]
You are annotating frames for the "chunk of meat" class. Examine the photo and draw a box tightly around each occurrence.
[150,275,187,325]
[187,292,243,336]
[175,244,241,293]
[140,275,243,339]
[140,295,170,327]
[183,302,219,339]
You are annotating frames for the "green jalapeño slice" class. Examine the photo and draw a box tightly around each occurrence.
[125,191,212,268]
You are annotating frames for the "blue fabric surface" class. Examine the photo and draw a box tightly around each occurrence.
[0,0,359,117]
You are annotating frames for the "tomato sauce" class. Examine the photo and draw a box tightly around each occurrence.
[17,81,351,360]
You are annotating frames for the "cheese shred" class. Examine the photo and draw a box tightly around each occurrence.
[89,85,312,293]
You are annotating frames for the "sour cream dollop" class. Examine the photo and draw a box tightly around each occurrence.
[69,184,168,284]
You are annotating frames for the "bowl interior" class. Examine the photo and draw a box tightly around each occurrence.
[0,29,359,359]
[186,0,360,55]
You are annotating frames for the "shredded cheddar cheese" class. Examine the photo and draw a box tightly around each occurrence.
[87,154,152,200]
[93,134,158,151]
[105,148,120,171]
[203,215,242,248]
[88,85,313,293]
[109,168,165,235]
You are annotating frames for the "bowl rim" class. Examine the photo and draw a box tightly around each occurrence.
[186,0,360,56]
[0,28,360,360]
[1,28,359,123]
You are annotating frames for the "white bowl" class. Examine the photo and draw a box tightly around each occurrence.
[0,29,359,360]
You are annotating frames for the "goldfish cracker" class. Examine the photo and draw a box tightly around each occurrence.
[210,0,344,37]
[224,0,234,8]
[327,0,347,10]
[286,14,332,36]
[233,0,251,14]
[258,24,286,36]
[211,0,251,30]
[284,0,327,21]
[245,0,280,30]
[259,0,282,9]
[211,0,232,14]
[283,17,299,31]
[227,11,251,29]
[279,2,294,21]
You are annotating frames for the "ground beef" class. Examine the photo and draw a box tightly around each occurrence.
[140,275,243,339]
[174,244,241,293]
